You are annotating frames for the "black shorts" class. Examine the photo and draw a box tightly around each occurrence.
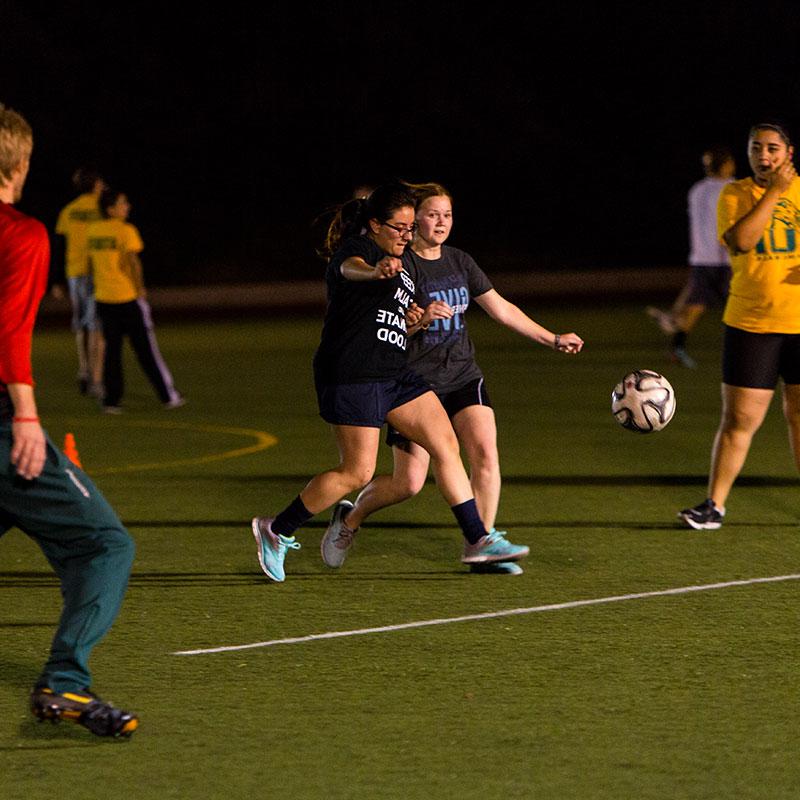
[316,370,430,428]
[722,325,800,388]
[685,264,731,306]
[386,377,492,447]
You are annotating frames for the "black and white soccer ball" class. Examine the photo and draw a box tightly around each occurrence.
[611,370,676,433]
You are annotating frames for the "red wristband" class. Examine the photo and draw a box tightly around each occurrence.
[12,416,39,423]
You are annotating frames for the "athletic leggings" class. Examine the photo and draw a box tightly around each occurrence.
[96,298,180,406]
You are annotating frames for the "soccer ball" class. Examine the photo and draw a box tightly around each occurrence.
[611,370,676,433]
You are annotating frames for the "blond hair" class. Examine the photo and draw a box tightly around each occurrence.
[0,103,33,187]
[402,181,453,209]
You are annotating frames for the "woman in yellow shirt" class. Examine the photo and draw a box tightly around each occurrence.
[679,122,800,529]
[88,189,184,413]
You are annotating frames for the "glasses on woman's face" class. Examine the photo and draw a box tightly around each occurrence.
[381,221,418,238]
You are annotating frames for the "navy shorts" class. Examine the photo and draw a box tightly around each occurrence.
[316,370,431,428]
[685,264,731,306]
[386,377,492,447]
[722,325,800,388]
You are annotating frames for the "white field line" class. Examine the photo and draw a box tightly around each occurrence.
[172,573,800,656]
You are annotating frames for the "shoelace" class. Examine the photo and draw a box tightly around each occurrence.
[277,534,302,552]
[335,525,356,549]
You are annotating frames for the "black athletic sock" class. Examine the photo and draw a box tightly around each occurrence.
[672,331,687,349]
[272,495,313,537]
[451,499,487,544]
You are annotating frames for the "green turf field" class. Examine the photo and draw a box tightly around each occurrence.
[1,302,799,799]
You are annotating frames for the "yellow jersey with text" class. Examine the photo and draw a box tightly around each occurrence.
[718,176,800,333]
[87,219,144,304]
[55,193,102,278]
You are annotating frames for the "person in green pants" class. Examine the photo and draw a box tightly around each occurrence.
[0,102,138,738]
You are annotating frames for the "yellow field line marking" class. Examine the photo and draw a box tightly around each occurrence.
[84,421,278,475]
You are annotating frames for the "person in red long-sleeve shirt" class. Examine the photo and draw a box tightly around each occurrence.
[0,103,139,737]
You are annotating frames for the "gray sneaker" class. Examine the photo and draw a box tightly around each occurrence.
[320,500,357,568]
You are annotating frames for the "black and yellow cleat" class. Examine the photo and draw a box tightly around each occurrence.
[30,687,139,738]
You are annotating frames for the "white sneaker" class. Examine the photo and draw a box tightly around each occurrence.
[645,306,677,335]
[164,395,186,409]
[320,500,357,568]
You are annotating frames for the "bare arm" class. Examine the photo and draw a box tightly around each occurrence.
[7,382,46,479]
[127,251,146,297]
[474,289,584,353]
[724,161,797,252]
[340,255,403,281]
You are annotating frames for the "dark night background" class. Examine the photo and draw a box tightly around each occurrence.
[3,2,800,286]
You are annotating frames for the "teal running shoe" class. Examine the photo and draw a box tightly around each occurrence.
[469,561,524,575]
[251,517,301,582]
[462,528,529,564]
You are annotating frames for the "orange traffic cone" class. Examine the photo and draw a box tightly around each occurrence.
[63,433,82,468]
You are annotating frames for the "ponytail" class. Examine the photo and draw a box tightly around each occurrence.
[319,181,417,259]
[321,198,369,258]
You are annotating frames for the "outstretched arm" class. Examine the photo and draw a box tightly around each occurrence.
[474,289,583,353]
[340,255,404,281]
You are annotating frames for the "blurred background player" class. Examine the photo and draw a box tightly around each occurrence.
[55,166,106,396]
[647,145,736,368]
[88,188,184,413]
[321,182,583,574]
[351,182,374,200]
[0,103,137,737]
[679,122,800,529]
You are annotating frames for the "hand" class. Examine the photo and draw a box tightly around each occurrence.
[405,302,425,328]
[10,420,46,480]
[50,284,66,301]
[554,332,584,354]
[768,158,797,193]
[420,299,453,327]
[374,256,403,279]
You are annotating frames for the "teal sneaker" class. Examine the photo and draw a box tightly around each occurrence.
[469,561,524,575]
[251,517,301,582]
[461,528,529,564]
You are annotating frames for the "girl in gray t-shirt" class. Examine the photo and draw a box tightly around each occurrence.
[321,182,584,572]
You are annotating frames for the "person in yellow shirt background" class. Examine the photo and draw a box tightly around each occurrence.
[88,189,184,414]
[55,166,106,397]
[679,121,800,529]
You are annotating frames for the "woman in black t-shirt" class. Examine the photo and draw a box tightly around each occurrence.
[321,182,584,572]
[251,182,512,582]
